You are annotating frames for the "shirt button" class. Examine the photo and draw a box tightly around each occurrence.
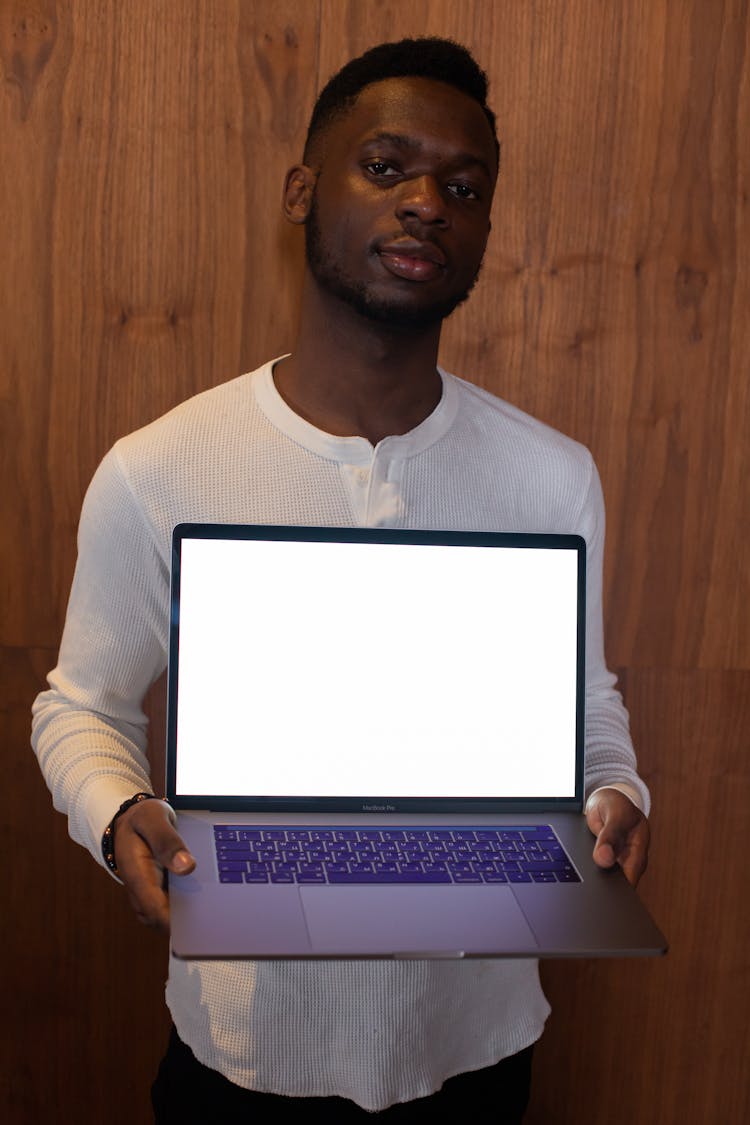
[357,469,369,484]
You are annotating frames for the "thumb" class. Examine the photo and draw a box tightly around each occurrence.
[592,813,625,869]
[169,846,196,875]
[126,800,196,875]
[593,835,616,868]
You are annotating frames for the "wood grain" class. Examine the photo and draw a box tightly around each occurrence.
[0,646,171,1124]
[528,666,750,1125]
[2,2,748,1121]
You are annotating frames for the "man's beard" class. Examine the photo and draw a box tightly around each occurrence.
[304,194,482,330]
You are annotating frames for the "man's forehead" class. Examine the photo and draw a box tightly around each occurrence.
[325,76,497,174]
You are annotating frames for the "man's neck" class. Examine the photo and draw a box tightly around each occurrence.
[273,276,444,446]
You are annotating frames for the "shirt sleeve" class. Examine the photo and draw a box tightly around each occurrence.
[577,458,650,816]
[31,445,171,867]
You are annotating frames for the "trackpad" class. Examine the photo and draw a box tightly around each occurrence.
[300,886,537,956]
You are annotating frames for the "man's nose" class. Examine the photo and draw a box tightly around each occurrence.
[395,175,449,227]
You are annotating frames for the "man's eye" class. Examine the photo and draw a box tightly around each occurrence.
[366,161,398,177]
[448,183,479,200]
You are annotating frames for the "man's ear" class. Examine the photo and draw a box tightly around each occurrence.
[282,165,317,224]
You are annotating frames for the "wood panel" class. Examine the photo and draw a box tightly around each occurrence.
[528,666,750,1125]
[322,0,750,673]
[1,1,748,1122]
[1,3,321,1123]
[1,646,171,1122]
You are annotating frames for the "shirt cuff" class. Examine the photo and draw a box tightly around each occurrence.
[585,783,645,815]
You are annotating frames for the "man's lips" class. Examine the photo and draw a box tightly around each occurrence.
[376,239,446,282]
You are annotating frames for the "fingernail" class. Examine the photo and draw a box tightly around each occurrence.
[173,850,193,872]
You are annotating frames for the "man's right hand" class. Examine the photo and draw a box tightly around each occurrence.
[113,799,195,930]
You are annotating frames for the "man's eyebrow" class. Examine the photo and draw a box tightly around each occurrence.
[363,131,494,180]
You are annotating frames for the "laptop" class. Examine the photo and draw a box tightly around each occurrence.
[166,523,667,960]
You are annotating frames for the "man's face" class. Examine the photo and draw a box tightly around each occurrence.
[302,77,498,330]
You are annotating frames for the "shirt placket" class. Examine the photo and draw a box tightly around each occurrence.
[340,451,406,527]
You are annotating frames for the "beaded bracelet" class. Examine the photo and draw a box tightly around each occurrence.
[101,792,164,875]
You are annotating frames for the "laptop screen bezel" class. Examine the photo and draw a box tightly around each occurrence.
[165,524,586,814]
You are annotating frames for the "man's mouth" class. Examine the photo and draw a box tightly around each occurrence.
[376,239,446,283]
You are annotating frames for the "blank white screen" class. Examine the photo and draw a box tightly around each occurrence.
[174,537,579,798]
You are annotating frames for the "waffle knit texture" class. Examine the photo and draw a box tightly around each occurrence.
[32,358,649,1111]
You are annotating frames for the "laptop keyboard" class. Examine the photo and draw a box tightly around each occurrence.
[214,826,581,885]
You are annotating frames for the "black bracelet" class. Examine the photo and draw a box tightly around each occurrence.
[101,792,164,875]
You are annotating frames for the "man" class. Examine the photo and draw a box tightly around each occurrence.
[32,37,650,1123]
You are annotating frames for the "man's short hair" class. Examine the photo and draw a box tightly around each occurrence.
[303,37,500,169]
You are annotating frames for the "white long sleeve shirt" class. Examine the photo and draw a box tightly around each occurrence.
[32,358,648,1111]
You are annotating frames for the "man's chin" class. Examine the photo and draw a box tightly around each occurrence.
[326,282,472,331]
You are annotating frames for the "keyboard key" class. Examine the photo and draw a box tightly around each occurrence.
[219,871,243,883]
[327,870,451,885]
[520,860,567,872]
[217,851,256,864]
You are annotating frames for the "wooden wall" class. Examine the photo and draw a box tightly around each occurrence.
[2,1,747,1121]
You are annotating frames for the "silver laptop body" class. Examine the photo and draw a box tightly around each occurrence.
[166,524,667,960]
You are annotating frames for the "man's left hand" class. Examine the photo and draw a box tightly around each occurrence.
[586,788,650,887]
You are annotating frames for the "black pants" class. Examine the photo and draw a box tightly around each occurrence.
[152,1026,533,1123]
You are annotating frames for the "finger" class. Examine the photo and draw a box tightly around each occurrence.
[123,846,172,927]
[118,829,172,929]
[617,819,650,887]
